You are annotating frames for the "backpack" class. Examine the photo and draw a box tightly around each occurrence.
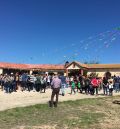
[35,76,41,84]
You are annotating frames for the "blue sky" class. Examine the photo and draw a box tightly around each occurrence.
[0,0,120,64]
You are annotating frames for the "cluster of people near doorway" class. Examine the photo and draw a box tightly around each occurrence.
[67,75,116,96]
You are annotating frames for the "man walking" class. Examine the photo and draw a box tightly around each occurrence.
[50,74,62,107]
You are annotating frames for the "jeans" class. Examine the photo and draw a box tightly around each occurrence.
[5,82,11,93]
[93,87,98,95]
[61,84,66,95]
[115,83,119,92]
[12,82,17,92]
[103,86,108,95]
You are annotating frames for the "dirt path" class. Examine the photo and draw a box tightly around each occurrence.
[0,88,120,111]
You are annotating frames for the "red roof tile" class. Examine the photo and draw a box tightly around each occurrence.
[1,61,120,70]
[0,62,65,70]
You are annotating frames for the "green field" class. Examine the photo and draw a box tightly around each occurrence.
[0,96,120,129]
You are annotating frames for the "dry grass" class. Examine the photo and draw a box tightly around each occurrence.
[0,96,120,129]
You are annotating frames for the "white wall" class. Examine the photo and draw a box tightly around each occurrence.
[0,69,3,74]
[67,64,80,70]
[30,70,33,75]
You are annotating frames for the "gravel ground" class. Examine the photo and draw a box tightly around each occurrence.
[0,87,120,111]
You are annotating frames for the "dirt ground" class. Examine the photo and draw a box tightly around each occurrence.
[0,88,120,111]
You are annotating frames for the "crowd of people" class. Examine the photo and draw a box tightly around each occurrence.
[0,72,120,96]
[66,75,116,96]
[0,72,120,107]
[49,74,120,107]
[0,73,50,93]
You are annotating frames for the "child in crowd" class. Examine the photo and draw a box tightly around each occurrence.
[71,81,76,94]
[109,81,113,96]
[77,81,81,93]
